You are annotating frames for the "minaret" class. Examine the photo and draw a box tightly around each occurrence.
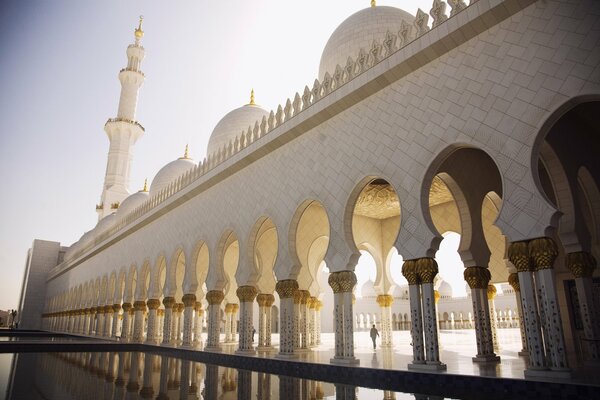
[97,16,146,220]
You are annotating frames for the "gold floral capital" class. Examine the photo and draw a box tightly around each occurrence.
[236,286,258,302]
[463,266,491,289]
[121,303,132,312]
[416,258,438,283]
[112,304,122,312]
[401,260,419,285]
[528,237,558,271]
[309,296,318,309]
[508,273,520,292]
[225,303,234,313]
[487,284,497,300]
[566,251,596,278]
[206,290,224,305]
[276,279,299,299]
[507,241,531,272]
[133,301,147,312]
[257,293,275,307]
[300,290,311,304]
[162,297,176,308]
[315,300,323,311]
[146,299,161,310]
[376,294,393,307]
[328,271,357,293]
[194,301,203,312]
[182,294,197,307]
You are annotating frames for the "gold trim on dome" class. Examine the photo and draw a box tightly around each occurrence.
[354,181,400,219]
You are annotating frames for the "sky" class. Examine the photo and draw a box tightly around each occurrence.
[0,0,461,310]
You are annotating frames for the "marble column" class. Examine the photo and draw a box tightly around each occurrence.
[145,299,160,344]
[509,240,548,373]
[161,297,175,345]
[157,309,164,341]
[464,266,499,362]
[111,304,121,338]
[377,294,394,348]
[236,286,258,354]
[308,297,317,347]
[299,290,311,350]
[231,303,239,343]
[224,303,234,343]
[566,251,600,363]
[257,293,275,350]
[328,270,359,364]
[434,290,441,348]
[529,237,570,375]
[132,300,147,342]
[417,258,445,369]
[316,300,323,345]
[104,305,114,337]
[487,285,499,351]
[402,260,425,368]
[175,303,184,344]
[96,307,105,337]
[204,364,219,400]
[194,301,204,347]
[276,279,299,358]
[293,290,302,350]
[508,273,528,355]
[206,290,224,350]
[182,294,196,347]
[121,303,132,340]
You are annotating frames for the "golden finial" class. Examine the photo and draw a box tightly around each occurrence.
[371,0,376,7]
[249,89,256,106]
[134,15,144,41]
[179,144,190,159]
[142,178,148,192]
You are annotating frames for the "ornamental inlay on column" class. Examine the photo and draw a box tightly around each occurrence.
[182,294,196,347]
[224,303,234,343]
[205,290,224,350]
[112,304,122,338]
[376,294,393,348]
[257,293,275,350]
[487,285,499,351]
[566,251,599,362]
[146,299,160,344]
[132,300,147,342]
[121,303,132,340]
[529,237,570,375]
[162,297,175,345]
[328,270,359,364]
[508,273,528,356]
[275,279,299,359]
[194,301,204,347]
[464,266,499,362]
[236,285,258,354]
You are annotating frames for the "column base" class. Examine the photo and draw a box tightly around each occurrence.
[408,361,446,371]
[524,368,571,379]
[472,354,501,363]
[257,346,276,352]
[235,349,256,355]
[330,356,360,365]
[518,350,529,357]
[295,347,310,353]
[276,352,299,360]
[381,343,393,348]
[204,345,222,353]
[145,339,159,345]
[180,343,195,350]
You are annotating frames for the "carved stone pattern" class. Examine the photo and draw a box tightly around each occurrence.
[528,237,558,270]
[276,279,299,298]
[566,251,596,278]
[507,241,531,272]
[206,290,224,305]
[402,260,419,285]
[236,286,258,302]
[416,258,438,283]
[464,266,491,289]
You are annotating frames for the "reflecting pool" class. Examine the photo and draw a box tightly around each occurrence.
[5,352,455,399]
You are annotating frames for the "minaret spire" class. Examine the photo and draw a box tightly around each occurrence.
[98,18,147,220]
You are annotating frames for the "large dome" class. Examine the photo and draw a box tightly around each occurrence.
[319,5,414,80]
[150,157,195,197]
[361,279,377,297]
[117,189,149,217]
[207,103,269,156]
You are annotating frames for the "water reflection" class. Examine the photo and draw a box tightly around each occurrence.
[6,352,452,399]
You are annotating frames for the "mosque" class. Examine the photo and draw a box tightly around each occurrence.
[17,0,600,379]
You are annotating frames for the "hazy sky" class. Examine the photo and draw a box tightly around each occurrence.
[0,0,466,310]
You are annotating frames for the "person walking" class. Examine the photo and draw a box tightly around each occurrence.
[370,324,379,350]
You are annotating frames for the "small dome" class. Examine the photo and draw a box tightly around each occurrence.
[207,103,269,156]
[392,284,408,298]
[150,157,195,197]
[319,5,414,80]
[437,279,453,298]
[361,279,377,297]
[95,213,117,235]
[117,190,149,217]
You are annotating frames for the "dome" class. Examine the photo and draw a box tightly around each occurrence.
[207,102,269,156]
[319,5,415,80]
[150,157,195,197]
[437,279,453,298]
[392,284,408,298]
[117,189,149,217]
[361,279,377,297]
